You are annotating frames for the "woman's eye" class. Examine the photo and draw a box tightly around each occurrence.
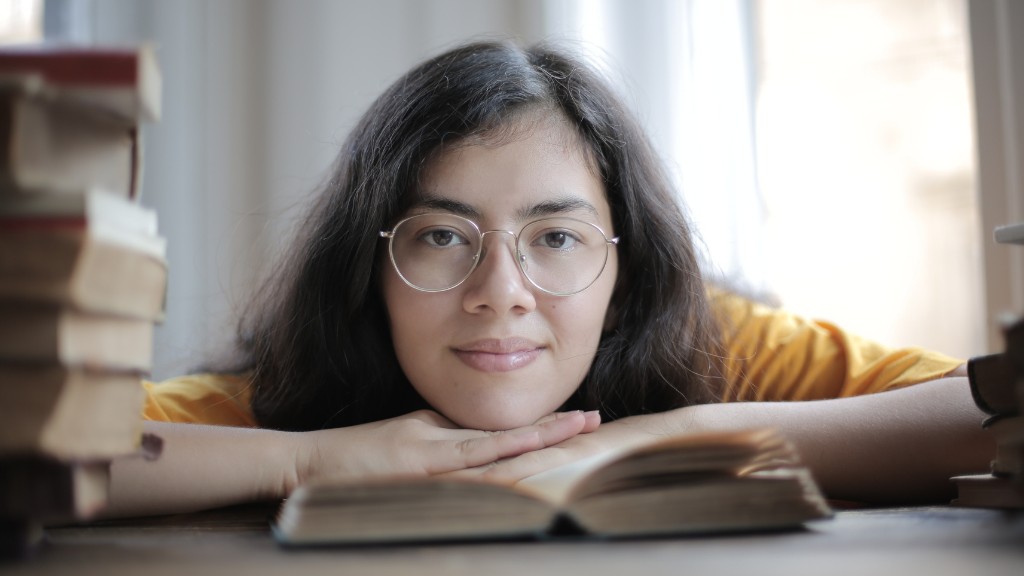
[535,230,580,250]
[420,229,468,247]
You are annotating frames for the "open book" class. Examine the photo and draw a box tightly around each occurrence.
[273,428,832,545]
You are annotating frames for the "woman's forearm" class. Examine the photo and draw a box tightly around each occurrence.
[680,376,995,503]
[106,410,599,518]
[106,421,301,518]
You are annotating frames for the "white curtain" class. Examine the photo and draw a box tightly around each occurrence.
[544,0,765,291]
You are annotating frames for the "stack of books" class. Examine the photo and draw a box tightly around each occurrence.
[0,45,165,548]
[952,225,1024,508]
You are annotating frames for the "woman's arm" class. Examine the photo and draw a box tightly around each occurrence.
[107,409,599,518]
[685,374,993,503]
[472,374,994,504]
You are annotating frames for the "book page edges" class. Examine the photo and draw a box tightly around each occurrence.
[277,477,557,544]
[518,427,795,505]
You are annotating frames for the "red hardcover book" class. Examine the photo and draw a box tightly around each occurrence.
[0,44,161,122]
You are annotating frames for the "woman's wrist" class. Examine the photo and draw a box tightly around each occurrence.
[261,429,309,499]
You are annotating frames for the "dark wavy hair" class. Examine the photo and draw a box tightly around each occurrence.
[237,40,726,431]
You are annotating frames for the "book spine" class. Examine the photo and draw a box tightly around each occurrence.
[0,51,142,84]
[0,229,168,320]
[0,458,111,521]
[0,305,154,371]
[0,367,146,460]
[0,93,136,198]
[968,353,1019,415]
[0,45,160,122]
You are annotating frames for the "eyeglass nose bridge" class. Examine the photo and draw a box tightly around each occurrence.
[474,229,528,268]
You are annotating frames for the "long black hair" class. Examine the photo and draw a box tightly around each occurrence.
[238,40,726,431]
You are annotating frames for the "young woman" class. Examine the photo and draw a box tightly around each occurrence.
[112,40,993,517]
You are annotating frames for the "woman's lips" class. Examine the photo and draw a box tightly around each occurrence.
[452,338,544,373]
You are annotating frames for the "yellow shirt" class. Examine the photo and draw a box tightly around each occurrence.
[711,290,962,402]
[143,290,964,427]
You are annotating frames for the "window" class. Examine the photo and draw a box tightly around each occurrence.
[754,0,984,357]
[550,0,984,357]
[0,0,42,44]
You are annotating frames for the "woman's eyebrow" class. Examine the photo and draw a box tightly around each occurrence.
[413,195,599,220]
[415,197,480,218]
[518,197,599,220]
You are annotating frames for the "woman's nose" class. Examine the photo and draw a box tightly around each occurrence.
[461,231,537,315]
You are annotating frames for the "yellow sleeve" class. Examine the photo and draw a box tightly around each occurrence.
[712,289,964,402]
[142,373,258,427]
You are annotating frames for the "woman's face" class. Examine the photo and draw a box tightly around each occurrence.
[382,118,618,430]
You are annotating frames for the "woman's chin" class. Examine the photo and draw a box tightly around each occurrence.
[444,406,544,432]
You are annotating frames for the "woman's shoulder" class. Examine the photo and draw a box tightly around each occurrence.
[705,283,964,401]
[142,372,258,427]
[706,282,785,327]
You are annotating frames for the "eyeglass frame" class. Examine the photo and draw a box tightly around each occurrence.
[378,213,620,296]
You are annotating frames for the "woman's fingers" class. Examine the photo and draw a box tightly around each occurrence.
[579,410,601,433]
[299,409,604,483]
[532,410,602,432]
[451,417,658,483]
[429,410,600,473]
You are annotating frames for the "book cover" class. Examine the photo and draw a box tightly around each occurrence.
[0,365,146,460]
[0,303,154,371]
[951,473,1024,509]
[0,190,167,320]
[967,352,1020,416]
[0,457,110,522]
[0,44,161,123]
[0,88,139,198]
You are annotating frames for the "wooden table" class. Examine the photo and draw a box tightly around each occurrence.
[3,504,1023,576]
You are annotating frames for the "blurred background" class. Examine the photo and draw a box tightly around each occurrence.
[2,0,1021,380]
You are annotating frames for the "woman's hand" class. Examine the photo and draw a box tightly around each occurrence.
[291,409,601,490]
[447,410,681,483]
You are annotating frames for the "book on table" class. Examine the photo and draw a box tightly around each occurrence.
[0,303,154,371]
[0,365,147,461]
[985,414,1024,478]
[950,474,1024,509]
[995,223,1024,246]
[0,457,111,522]
[967,350,1022,416]
[0,85,140,198]
[273,428,832,545]
[955,314,1024,508]
[0,45,165,545]
[0,189,167,320]
[0,44,161,123]
[0,432,162,525]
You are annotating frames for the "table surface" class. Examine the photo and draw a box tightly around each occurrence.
[2,504,1024,576]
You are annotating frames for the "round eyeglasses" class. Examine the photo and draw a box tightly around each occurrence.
[379,213,619,296]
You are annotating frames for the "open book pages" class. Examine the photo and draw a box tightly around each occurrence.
[273,428,832,545]
[518,427,802,503]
